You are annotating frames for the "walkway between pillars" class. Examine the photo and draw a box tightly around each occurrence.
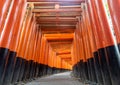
[24,72,84,85]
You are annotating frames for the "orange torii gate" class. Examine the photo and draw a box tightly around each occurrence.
[0,0,120,85]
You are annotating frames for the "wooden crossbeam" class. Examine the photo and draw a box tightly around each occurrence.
[27,0,85,3]
[44,33,74,40]
[32,8,82,13]
[35,12,81,17]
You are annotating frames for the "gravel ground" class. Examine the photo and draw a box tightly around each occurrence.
[13,72,100,85]
[22,72,84,85]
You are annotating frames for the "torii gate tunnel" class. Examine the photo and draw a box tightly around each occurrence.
[0,0,120,85]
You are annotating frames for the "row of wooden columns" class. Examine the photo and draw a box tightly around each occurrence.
[1,0,120,85]
[0,1,70,85]
[0,0,27,85]
[72,0,120,85]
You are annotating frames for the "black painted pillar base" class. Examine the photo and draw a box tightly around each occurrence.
[34,62,39,77]
[118,44,120,52]
[87,59,92,81]
[22,60,30,81]
[94,52,103,85]
[18,59,26,81]
[52,67,56,74]
[98,48,112,85]
[88,58,97,83]
[38,64,43,77]
[47,66,52,75]
[38,64,42,77]
[29,60,34,79]
[0,47,9,85]
[78,61,82,78]
[75,63,79,78]
[31,62,35,78]
[2,51,16,85]
[84,62,89,81]
[79,60,84,80]
[105,45,120,85]
[11,57,22,83]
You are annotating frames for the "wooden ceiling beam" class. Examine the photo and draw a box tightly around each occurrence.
[44,33,74,40]
[27,0,85,3]
[38,21,78,24]
[62,58,72,60]
[39,24,76,27]
[42,31,74,34]
[35,12,81,17]
[32,8,82,13]
[46,37,73,40]
[38,22,77,25]
[48,39,73,42]
[36,18,78,23]
[58,54,71,58]
[37,16,76,19]
[34,5,81,8]
[60,57,72,59]
[37,17,78,24]
[53,49,71,53]
[41,27,75,32]
[49,41,72,44]
[40,25,76,29]
[51,44,71,51]
[56,52,71,55]
[44,33,74,37]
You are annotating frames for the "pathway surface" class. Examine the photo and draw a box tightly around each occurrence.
[24,72,84,85]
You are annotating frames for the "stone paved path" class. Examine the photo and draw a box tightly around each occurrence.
[24,72,84,85]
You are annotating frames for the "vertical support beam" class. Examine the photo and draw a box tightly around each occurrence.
[11,8,31,83]
[18,12,34,81]
[85,2,103,84]
[94,0,120,84]
[34,28,42,77]
[2,0,27,85]
[107,0,120,47]
[0,0,12,34]
[86,0,112,85]
[39,36,47,75]
[0,0,24,84]
[28,24,38,79]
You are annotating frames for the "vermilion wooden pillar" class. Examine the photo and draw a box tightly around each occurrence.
[39,36,46,65]
[44,42,49,74]
[37,30,42,77]
[94,0,120,84]
[82,6,98,82]
[0,0,23,84]
[18,13,34,81]
[86,0,112,85]
[79,17,91,82]
[85,2,104,84]
[2,0,27,85]
[79,21,88,80]
[34,28,42,77]
[73,34,78,66]
[47,46,53,74]
[39,36,47,75]
[22,20,36,80]
[107,0,120,50]
[11,8,32,83]
[74,30,81,78]
[28,28,37,79]
[0,0,12,34]
[73,23,83,79]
